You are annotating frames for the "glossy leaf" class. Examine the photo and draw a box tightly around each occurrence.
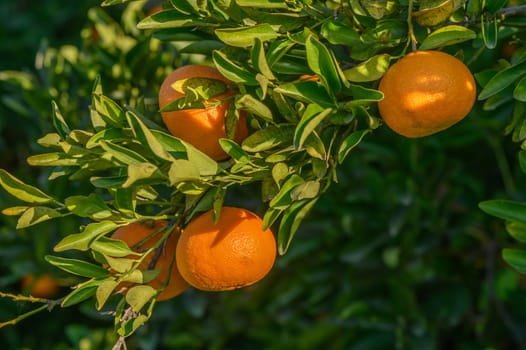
[419,25,477,50]
[51,101,70,139]
[294,105,333,151]
[269,174,305,209]
[61,280,101,308]
[212,51,259,85]
[91,236,137,257]
[277,198,318,255]
[54,221,120,252]
[479,200,526,224]
[65,194,113,220]
[338,129,371,163]
[215,24,277,47]
[506,222,526,243]
[343,54,390,82]
[513,75,526,102]
[45,255,109,278]
[305,35,347,94]
[0,169,57,204]
[242,125,295,152]
[236,94,274,122]
[137,10,211,30]
[478,61,526,100]
[16,206,63,229]
[502,249,526,274]
[481,12,498,49]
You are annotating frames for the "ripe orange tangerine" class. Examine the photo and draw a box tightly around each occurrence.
[158,64,248,161]
[21,273,60,298]
[111,220,188,301]
[176,207,276,291]
[377,50,476,138]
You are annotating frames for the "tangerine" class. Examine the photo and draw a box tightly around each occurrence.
[377,50,476,138]
[176,207,276,291]
[158,64,248,161]
[111,220,188,301]
[21,273,60,298]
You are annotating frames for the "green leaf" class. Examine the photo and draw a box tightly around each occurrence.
[478,61,526,100]
[54,221,120,252]
[91,236,136,257]
[419,25,477,50]
[338,129,371,164]
[215,24,277,47]
[236,0,288,8]
[26,153,80,167]
[252,38,276,80]
[481,12,498,49]
[126,111,174,162]
[320,20,361,46]
[137,10,211,30]
[513,75,526,102]
[236,94,274,122]
[294,105,333,150]
[212,51,259,85]
[275,81,335,108]
[16,207,63,229]
[305,35,347,94]
[506,222,526,243]
[61,280,100,308]
[219,139,250,162]
[291,181,321,201]
[242,125,295,152]
[118,314,150,337]
[93,95,127,128]
[100,140,149,165]
[126,285,156,312]
[278,198,318,255]
[412,0,456,26]
[51,101,70,139]
[65,194,113,220]
[152,130,218,176]
[45,255,109,278]
[96,279,119,310]
[123,163,165,188]
[269,174,305,209]
[502,249,526,274]
[169,159,201,184]
[0,169,56,204]
[484,0,507,14]
[343,54,391,82]
[479,200,526,224]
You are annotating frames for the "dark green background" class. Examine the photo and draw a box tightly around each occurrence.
[1,1,525,349]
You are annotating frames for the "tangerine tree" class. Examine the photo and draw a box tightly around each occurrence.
[1,0,526,348]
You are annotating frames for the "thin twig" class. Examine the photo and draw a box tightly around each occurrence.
[498,5,526,16]
[407,0,418,51]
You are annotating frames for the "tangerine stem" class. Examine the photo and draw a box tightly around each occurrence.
[407,0,418,51]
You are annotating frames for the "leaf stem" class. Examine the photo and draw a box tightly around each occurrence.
[407,0,418,51]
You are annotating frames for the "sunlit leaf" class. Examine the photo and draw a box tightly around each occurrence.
[0,169,57,205]
[126,285,156,312]
[54,221,120,252]
[215,24,277,47]
[45,255,109,278]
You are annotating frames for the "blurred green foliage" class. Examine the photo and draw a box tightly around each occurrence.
[1,1,526,350]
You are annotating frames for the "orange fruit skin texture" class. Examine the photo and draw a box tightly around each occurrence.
[377,50,476,138]
[111,220,189,301]
[21,273,60,298]
[158,64,249,161]
[176,207,277,291]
